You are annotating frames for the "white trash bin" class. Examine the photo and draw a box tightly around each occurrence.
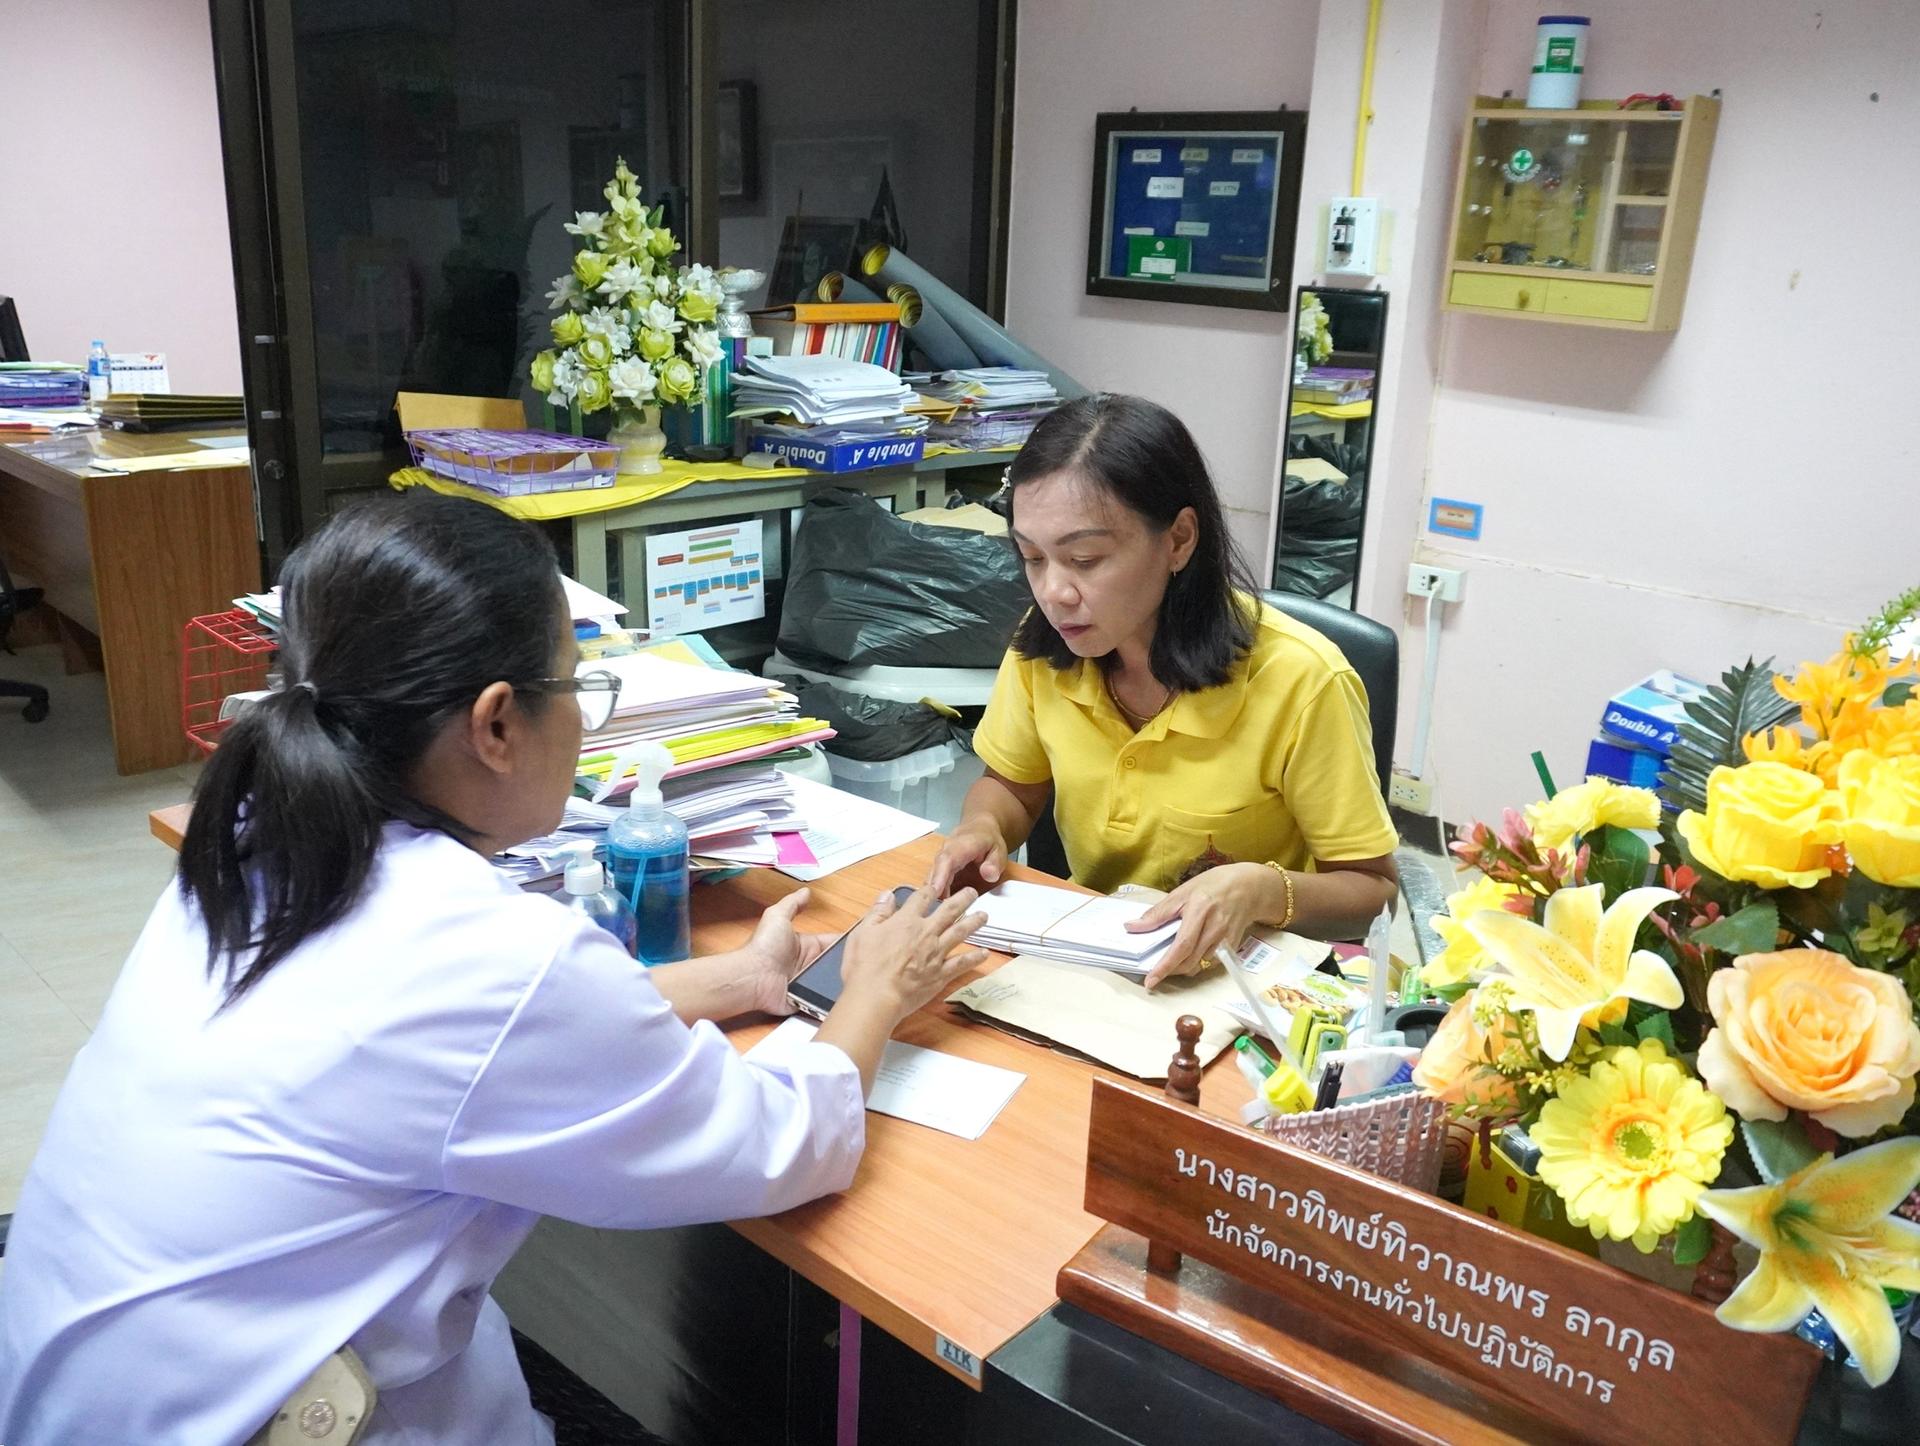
[823,740,985,836]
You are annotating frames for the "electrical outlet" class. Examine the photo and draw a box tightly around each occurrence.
[1389,771,1435,814]
[1406,563,1466,602]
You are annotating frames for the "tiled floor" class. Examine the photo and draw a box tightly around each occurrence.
[0,642,201,1215]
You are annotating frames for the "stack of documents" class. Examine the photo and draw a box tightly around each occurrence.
[99,392,245,431]
[576,651,832,781]
[731,355,914,427]
[494,798,622,888]
[0,366,87,409]
[916,367,1058,410]
[965,880,1178,975]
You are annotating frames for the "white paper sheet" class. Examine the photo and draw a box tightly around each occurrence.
[745,1017,1025,1141]
[774,775,936,882]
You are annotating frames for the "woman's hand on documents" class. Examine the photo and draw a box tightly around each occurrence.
[926,821,1010,898]
[1128,864,1273,990]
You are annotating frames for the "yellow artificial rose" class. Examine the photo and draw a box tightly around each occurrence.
[1424,875,1529,987]
[636,328,674,363]
[1524,777,1660,852]
[647,227,679,260]
[572,250,610,289]
[529,349,557,394]
[575,368,613,415]
[576,333,613,370]
[1675,762,1842,888]
[678,289,717,325]
[1838,750,1920,887]
[550,312,586,347]
[1697,949,1920,1138]
[1411,991,1523,1117]
[656,355,698,404]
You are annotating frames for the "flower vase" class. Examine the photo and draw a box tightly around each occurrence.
[609,405,666,477]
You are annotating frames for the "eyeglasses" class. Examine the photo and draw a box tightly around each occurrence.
[518,670,621,731]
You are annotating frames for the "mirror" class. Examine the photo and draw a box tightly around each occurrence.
[1267,285,1388,609]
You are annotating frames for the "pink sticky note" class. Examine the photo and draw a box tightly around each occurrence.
[775,832,819,867]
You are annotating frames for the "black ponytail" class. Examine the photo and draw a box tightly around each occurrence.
[178,492,565,1004]
[1007,394,1258,692]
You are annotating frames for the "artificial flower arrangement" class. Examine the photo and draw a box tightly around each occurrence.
[1414,587,1920,1386]
[1295,289,1332,379]
[529,159,724,424]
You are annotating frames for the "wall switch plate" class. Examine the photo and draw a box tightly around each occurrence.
[1325,197,1380,276]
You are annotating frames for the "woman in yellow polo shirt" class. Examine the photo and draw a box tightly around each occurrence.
[927,393,1399,986]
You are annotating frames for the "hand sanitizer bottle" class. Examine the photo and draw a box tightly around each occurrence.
[602,742,691,966]
[558,841,638,956]
[87,340,110,407]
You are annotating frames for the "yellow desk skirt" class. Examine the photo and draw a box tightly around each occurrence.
[1289,400,1373,422]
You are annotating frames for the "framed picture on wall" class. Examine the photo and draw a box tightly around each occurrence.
[717,80,759,202]
[1085,109,1306,311]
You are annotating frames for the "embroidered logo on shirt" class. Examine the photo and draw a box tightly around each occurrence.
[1178,836,1238,884]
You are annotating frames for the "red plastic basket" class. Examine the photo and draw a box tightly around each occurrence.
[181,609,278,754]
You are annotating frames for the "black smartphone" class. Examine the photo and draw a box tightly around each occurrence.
[787,885,920,1022]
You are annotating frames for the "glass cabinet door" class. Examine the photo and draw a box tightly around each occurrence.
[1453,112,1681,279]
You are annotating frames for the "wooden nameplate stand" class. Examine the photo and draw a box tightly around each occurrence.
[1056,1016,1820,1446]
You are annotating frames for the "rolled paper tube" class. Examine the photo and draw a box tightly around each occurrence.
[861,243,1086,397]
[815,271,883,304]
[883,284,980,371]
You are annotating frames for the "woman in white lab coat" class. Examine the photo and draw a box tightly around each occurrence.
[0,493,985,1445]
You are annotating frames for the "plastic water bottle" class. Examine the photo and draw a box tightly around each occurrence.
[86,340,110,406]
[558,841,638,955]
[602,742,690,966]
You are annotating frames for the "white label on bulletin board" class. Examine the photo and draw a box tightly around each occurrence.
[1138,256,1178,276]
[1121,226,1155,236]
[1179,146,1210,163]
[1146,176,1184,199]
[108,353,170,394]
[1231,148,1264,164]
[1209,180,1241,197]
[644,519,765,637]
[1131,147,1162,164]
[1174,220,1210,238]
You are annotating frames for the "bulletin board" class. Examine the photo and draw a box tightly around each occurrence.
[1086,110,1306,312]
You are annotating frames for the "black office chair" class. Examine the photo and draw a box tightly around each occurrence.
[2,551,52,723]
[1019,592,1398,879]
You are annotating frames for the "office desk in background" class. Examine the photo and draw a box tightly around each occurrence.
[2,430,259,773]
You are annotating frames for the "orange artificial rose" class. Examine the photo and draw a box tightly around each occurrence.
[1413,990,1523,1119]
[1697,949,1920,1138]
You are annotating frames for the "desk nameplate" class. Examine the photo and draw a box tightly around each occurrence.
[1066,1080,1819,1446]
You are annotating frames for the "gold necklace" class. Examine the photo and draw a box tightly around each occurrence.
[1106,671,1174,724]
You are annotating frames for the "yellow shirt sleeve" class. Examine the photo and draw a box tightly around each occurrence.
[972,648,1054,786]
[1279,672,1401,862]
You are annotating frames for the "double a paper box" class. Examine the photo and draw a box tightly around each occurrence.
[1585,734,1666,789]
[1598,670,1709,756]
[750,429,924,474]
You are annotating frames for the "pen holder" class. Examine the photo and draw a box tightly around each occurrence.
[1258,1089,1449,1193]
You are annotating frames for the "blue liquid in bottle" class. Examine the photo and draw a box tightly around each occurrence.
[603,743,691,967]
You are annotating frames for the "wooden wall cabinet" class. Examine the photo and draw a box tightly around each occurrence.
[1442,95,1719,332]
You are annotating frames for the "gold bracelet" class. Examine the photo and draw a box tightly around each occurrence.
[1263,860,1296,931]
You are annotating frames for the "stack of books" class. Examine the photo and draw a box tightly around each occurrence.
[914,367,1059,451]
[100,393,246,431]
[0,365,87,410]
[1294,367,1374,405]
[751,302,904,372]
[965,880,1179,976]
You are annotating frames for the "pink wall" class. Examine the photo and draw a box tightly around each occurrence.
[1003,0,1322,567]
[0,0,241,392]
[1402,0,1920,824]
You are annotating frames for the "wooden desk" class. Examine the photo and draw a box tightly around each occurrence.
[145,808,1249,1394]
[3,432,259,773]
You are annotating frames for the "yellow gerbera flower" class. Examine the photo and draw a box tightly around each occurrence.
[1461,883,1684,1061]
[1524,777,1660,853]
[1697,1139,1920,1388]
[1423,875,1529,987]
[1533,1039,1733,1253]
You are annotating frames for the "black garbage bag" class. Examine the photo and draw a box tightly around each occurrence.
[773,679,966,762]
[1278,469,1366,540]
[778,488,1029,669]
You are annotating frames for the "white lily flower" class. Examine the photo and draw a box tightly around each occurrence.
[545,274,584,311]
[598,259,651,308]
[550,353,587,399]
[562,210,608,240]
